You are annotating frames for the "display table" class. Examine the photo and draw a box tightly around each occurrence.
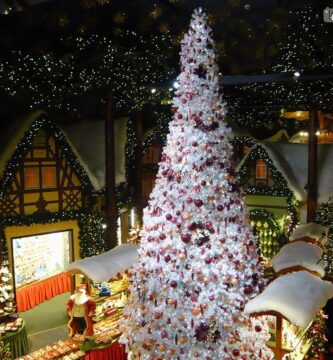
[84,341,126,360]
[0,320,28,359]
[16,272,71,312]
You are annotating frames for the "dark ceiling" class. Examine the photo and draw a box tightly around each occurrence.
[1,0,331,74]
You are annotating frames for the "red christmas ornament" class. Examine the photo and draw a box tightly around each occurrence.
[194,199,203,207]
[170,281,178,288]
[244,285,254,295]
[255,325,262,332]
[217,204,224,211]
[181,233,191,243]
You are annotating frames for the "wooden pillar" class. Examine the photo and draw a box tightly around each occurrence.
[105,93,118,249]
[134,110,143,226]
[307,109,318,223]
[275,315,283,360]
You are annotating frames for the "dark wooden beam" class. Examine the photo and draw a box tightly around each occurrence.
[275,314,283,360]
[222,73,333,85]
[105,93,118,249]
[307,109,318,223]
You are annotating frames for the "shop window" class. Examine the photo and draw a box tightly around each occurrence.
[24,167,40,190]
[256,159,267,179]
[42,167,57,188]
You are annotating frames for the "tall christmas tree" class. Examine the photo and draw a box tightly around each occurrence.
[120,8,271,360]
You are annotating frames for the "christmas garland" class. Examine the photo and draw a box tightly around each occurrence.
[230,136,256,148]
[238,144,299,234]
[316,198,333,274]
[142,109,170,152]
[0,209,108,261]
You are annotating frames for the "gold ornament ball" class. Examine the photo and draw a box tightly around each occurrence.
[191,306,201,316]
[178,314,185,322]
[180,336,187,344]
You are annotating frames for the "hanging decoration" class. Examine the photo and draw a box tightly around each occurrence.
[250,209,286,259]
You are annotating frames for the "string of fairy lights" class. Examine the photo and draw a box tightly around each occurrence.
[0,210,109,261]
[225,6,333,130]
[0,31,174,113]
[316,198,333,274]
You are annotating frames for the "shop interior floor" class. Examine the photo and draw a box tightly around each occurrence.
[20,292,70,335]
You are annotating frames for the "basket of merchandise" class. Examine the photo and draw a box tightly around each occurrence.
[0,317,23,336]
[16,339,86,360]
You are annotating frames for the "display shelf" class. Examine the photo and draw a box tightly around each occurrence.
[284,339,312,360]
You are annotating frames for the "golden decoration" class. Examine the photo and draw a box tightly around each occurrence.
[159,23,170,34]
[113,11,126,24]
[77,25,87,34]
[58,15,69,27]
[149,4,162,20]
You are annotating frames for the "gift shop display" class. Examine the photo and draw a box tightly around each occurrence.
[21,273,130,360]
[16,339,85,360]
[12,231,71,289]
[0,263,28,358]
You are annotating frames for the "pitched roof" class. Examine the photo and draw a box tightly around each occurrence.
[237,142,333,203]
[0,111,45,181]
[61,118,128,190]
[0,112,128,192]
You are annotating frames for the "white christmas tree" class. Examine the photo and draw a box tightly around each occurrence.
[120,8,272,360]
[0,262,14,312]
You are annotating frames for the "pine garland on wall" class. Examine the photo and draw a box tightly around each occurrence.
[316,198,333,274]
[0,210,108,261]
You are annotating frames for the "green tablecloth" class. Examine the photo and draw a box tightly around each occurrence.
[0,320,28,359]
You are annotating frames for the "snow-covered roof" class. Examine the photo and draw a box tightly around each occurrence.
[263,129,290,142]
[289,222,328,243]
[237,143,333,203]
[61,118,128,190]
[66,244,139,283]
[0,111,44,182]
[244,271,333,328]
[0,113,128,192]
[272,241,324,277]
